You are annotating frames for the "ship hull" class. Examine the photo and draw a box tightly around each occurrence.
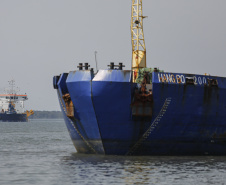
[0,113,27,122]
[54,70,226,155]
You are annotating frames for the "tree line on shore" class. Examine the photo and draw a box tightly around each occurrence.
[29,111,63,119]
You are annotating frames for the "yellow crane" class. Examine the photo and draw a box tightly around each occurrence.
[131,0,146,82]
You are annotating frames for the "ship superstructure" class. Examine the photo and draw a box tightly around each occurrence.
[0,94,28,114]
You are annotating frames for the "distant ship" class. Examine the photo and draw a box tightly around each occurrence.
[53,1,226,155]
[0,80,34,122]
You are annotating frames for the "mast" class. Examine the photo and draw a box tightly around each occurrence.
[94,51,98,72]
[131,0,146,81]
[8,80,15,104]
[8,79,15,95]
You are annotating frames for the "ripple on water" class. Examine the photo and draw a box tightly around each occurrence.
[1,120,226,185]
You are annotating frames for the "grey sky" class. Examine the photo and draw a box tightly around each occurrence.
[0,0,226,111]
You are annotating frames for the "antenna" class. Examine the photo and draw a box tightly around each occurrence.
[8,79,15,95]
[7,79,19,95]
[94,51,98,72]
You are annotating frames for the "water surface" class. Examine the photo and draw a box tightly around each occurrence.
[0,119,226,185]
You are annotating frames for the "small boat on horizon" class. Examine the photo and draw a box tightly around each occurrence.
[0,80,34,122]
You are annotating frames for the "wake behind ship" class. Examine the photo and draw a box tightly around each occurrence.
[53,1,226,155]
[0,80,34,122]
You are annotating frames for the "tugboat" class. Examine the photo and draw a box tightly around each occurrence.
[0,80,34,122]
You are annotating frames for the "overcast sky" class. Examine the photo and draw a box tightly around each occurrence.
[0,0,226,111]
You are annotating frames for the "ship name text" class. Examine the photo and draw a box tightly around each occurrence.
[157,73,208,85]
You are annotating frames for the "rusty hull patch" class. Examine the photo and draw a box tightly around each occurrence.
[63,93,74,118]
[212,131,226,139]
[132,72,153,117]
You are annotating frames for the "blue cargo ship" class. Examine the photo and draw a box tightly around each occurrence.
[53,69,226,155]
[53,1,226,155]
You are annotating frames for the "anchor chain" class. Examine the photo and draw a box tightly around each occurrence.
[126,97,172,155]
[57,90,97,154]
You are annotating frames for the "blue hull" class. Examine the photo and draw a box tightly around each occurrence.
[0,113,27,122]
[54,69,226,155]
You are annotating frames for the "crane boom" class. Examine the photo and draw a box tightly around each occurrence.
[131,0,146,81]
